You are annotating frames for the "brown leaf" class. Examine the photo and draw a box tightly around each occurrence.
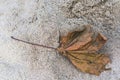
[57,25,110,76]
[11,24,110,76]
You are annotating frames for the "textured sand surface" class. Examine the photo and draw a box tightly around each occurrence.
[0,0,120,80]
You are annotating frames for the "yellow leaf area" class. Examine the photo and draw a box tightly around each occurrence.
[57,25,110,76]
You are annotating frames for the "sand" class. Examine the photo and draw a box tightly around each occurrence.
[0,0,120,80]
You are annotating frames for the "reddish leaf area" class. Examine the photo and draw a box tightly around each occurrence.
[57,25,110,76]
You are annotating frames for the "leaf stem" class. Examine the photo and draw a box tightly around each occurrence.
[11,36,57,50]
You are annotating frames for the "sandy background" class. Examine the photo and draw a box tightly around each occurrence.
[0,0,120,80]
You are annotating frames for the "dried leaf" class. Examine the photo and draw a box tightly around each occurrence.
[57,25,110,75]
[11,24,110,76]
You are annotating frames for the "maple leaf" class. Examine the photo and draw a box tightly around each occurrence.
[11,25,110,76]
[57,25,110,75]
